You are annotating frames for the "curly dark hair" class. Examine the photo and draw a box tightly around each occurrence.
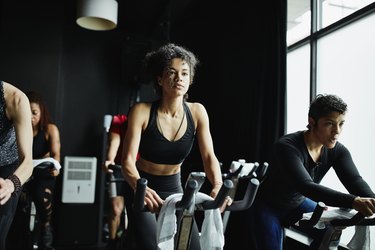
[307,94,347,129]
[143,43,199,100]
[26,91,52,131]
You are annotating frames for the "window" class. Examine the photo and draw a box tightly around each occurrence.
[287,0,310,46]
[316,12,375,193]
[287,1,375,246]
[319,0,375,29]
[286,44,310,133]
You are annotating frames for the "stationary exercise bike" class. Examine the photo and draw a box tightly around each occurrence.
[221,160,269,232]
[284,201,375,250]
[133,160,262,250]
[106,164,128,234]
[6,158,61,250]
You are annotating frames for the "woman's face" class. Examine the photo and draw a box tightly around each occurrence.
[158,58,191,97]
[30,102,41,128]
[311,111,346,149]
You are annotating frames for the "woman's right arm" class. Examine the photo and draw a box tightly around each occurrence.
[102,131,121,173]
[121,103,163,212]
[0,83,33,205]
[5,82,33,185]
[121,103,145,190]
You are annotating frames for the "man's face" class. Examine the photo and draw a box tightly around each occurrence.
[312,111,346,149]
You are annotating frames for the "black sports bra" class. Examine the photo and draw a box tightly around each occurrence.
[138,101,195,165]
[33,130,49,159]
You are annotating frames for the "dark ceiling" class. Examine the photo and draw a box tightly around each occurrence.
[115,0,195,39]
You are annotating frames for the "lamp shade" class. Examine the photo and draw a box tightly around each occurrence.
[76,0,118,31]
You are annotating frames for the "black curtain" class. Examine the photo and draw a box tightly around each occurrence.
[170,1,287,248]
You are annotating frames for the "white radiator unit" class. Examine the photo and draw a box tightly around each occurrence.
[62,156,97,204]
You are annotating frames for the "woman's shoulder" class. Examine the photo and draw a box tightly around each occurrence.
[128,102,153,122]
[131,102,153,112]
[3,82,30,119]
[185,102,206,113]
[3,81,28,107]
[46,123,60,136]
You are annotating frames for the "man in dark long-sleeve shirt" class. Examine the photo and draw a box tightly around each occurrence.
[251,94,375,250]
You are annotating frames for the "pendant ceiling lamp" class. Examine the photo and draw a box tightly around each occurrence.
[76,0,118,31]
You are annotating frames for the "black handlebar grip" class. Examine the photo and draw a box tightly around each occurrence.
[134,178,148,212]
[202,179,233,209]
[331,212,365,227]
[357,217,375,226]
[247,162,260,177]
[257,162,269,179]
[309,202,326,225]
[34,161,55,169]
[176,179,198,210]
[299,201,325,228]
[108,164,121,171]
[232,165,244,176]
[225,178,260,211]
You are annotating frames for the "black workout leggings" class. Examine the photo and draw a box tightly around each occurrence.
[124,170,201,250]
[28,168,56,225]
[6,167,56,250]
[0,161,19,250]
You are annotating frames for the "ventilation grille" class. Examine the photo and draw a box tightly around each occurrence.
[62,156,97,204]
[66,161,93,180]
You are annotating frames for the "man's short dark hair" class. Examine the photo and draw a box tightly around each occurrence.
[308,94,347,123]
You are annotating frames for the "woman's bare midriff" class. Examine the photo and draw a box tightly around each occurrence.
[136,158,181,176]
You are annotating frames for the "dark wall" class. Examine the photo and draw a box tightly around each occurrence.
[171,1,286,169]
[0,0,286,248]
[0,1,155,247]
[0,0,285,175]
[170,2,287,248]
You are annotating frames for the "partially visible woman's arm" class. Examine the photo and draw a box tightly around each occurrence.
[121,103,145,190]
[47,123,61,176]
[102,131,121,173]
[121,103,163,213]
[0,82,33,204]
[193,103,223,198]
[4,82,33,186]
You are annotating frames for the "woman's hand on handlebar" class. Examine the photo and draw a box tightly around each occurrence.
[352,197,375,217]
[50,168,59,177]
[101,160,115,173]
[144,186,164,213]
[210,183,233,213]
[219,196,233,213]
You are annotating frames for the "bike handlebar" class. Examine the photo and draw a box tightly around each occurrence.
[225,178,259,211]
[133,177,234,212]
[299,202,326,228]
[134,178,148,212]
[256,162,269,180]
[331,212,366,227]
[201,179,233,209]
[176,179,199,210]
[299,201,375,228]
[34,161,55,169]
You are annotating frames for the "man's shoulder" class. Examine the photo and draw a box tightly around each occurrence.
[277,131,304,144]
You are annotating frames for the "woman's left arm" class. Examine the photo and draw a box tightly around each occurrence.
[194,103,223,198]
[48,123,61,176]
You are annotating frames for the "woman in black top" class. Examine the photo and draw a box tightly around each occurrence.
[29,91,60,250]
[121,43,227,249]
[0,81,33,250]
[251,94,375,250]
[8,91,61,250]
